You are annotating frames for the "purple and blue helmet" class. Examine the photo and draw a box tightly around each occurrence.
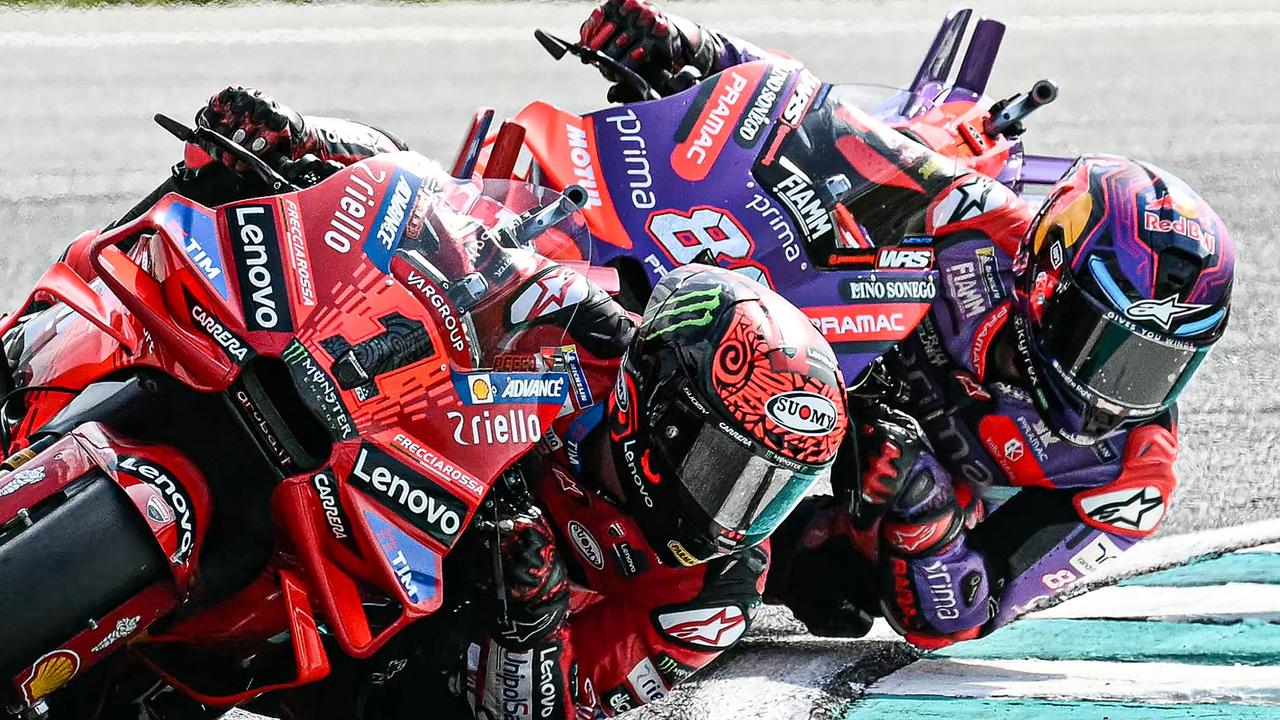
[1013,155,1234,444]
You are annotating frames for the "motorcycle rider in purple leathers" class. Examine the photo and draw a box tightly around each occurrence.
[578,0,1235,647]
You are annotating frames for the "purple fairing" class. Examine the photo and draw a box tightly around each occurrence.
[992,528,1138,626]
[903,538,992,635]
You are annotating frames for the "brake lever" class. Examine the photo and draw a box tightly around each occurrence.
[534,29,662,102]
[154,113,301,193]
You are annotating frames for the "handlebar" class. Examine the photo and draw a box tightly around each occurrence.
[534,29,664,102]
[983,79,1058,138]
[154,113,301,194]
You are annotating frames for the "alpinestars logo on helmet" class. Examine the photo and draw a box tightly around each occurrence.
[643,286,724,340]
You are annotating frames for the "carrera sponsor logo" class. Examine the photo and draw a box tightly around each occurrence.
[190,304,252,364]
[349,444,467,547]
[672,67,761,182]
[118,456,195,564]
[764,391,837,435]
[804,304,926,343]
[624,657,668,703]
[227,204,293,332]
[312,470,349,540]
[91,616,140,653]
[736,63,790,146]
[0,465,45,496]
[446,409,543,446]
[281,340,356,440]
[654,605,746,650]
[364,169,422,272]
[875,247,934,270]
[567,521,604,569]
[1078,486,1166,534]
[281,198,316,307]
[455,371,571,407]
[509,266,591,324]
[604,109,656,210]
[325,163,386,253]
[164,200,230,299]
[841,277,937,303]
[564,122,603,210]
[392,432,485,497]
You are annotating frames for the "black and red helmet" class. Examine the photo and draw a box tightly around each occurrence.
[608,266,847,567]
[1014,156,1234,444]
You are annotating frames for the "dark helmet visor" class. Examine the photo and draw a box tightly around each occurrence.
[1037,279,1211,413]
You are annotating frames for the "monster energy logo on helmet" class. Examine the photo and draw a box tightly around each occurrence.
[643,287,724,340]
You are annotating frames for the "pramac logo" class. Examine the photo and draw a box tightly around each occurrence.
[671,64,767,182]
[765,391,837,435]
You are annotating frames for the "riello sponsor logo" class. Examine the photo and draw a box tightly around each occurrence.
[325,164,387,253]
[446,408,543,446]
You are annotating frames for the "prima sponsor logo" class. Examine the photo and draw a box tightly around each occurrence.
[227,204,293,332]
[281,198,316,306]
[91,616,140,653]
[737,64,790,145]
[325,163,387,253]
[311,471,349,540]
[765,391,837,435]
[745,192,802,263]
[349,444,466,547]
[0,465,45,496]
[191,304,251,363]
[118,456,195,564]
[564,123,603,209]
[567,521,605,570]
[922,560,960,620]
[604,109,656,210]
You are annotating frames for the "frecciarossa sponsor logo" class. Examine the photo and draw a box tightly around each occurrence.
[671,63,767,182]
[347,443,468,548]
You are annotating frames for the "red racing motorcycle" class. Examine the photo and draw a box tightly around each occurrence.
[0,118,599,719]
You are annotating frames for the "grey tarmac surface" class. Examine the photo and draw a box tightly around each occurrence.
[1,1,1277,718]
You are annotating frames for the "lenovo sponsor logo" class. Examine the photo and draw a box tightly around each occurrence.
[349,444,467,547]
[118,456,195,564]
[227,204,293,332]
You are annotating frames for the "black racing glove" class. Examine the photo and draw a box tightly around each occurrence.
[578,0,717,102]
[195,86,308,169]
[849,401,927,527]
[765,496,880,638]
[480,487,570,651]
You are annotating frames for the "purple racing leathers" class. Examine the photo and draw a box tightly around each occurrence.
[696,29,1181,648]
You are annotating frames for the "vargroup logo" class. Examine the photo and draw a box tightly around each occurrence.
[765,391,837,435]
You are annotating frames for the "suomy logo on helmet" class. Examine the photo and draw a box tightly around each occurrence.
[764,391,837,435]
[643,287,724,340]
[1123,295,1210,332]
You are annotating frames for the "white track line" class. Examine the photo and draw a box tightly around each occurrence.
[871,657,1280,704]
[1,11,1279,48]
[1031,583,1280,622]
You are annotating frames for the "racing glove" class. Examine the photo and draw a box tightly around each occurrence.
[480,486,570,651]
[578,0,735,101]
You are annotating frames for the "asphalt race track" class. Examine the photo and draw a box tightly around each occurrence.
[1,0,1278,716]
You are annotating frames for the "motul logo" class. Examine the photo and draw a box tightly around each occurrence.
[876,247,934,270]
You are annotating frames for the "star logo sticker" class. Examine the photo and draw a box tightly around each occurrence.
[1080,486,1165,532]
[655,606,746,649]
[1123,295,1209,332]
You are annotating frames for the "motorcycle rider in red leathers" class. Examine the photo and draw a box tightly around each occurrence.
[54,89,848,719]
[577,0,1237,647]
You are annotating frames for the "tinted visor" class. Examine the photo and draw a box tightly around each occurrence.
[1038,281,1211,413]
[675,421,830,547]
